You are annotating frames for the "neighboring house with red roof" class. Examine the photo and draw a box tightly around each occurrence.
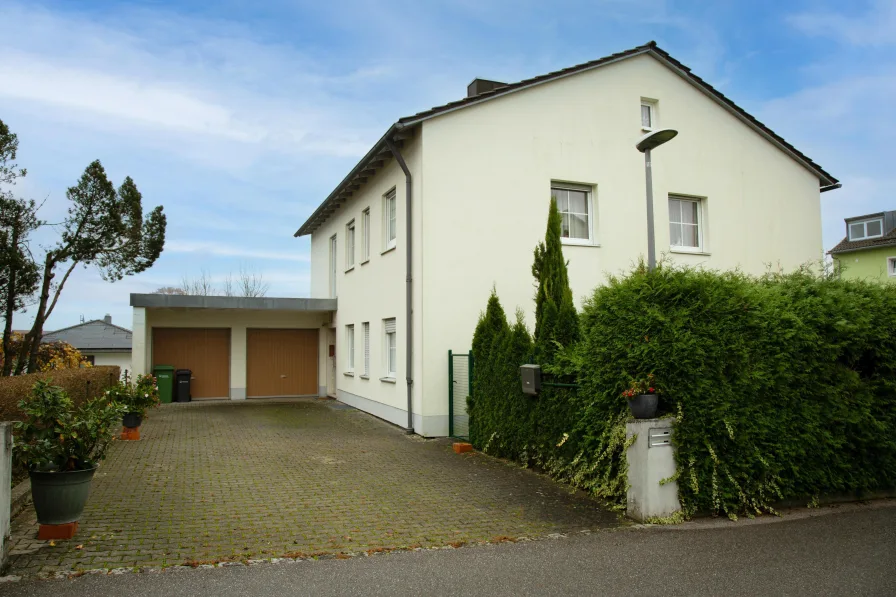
[43,315,131,376]
[829,211,896,283]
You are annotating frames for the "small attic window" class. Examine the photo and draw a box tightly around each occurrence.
[848,217,884,241]
[641,99,657,131]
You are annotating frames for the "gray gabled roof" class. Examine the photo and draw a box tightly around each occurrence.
[295,41,839,237]
[43,320,132,352]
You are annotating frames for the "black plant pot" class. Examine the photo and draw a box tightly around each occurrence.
[122,412,142,428]
[30,466,98,525]
[627,394,658,419]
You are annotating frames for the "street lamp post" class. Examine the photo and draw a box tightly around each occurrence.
[636,129,678,271]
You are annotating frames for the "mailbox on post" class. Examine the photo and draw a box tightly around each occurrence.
[520,364,542,396]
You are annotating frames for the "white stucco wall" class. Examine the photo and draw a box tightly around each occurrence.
[131,308,330,400]
[309,132,427,432]
[86,352,131,379]
[417,53,824,435]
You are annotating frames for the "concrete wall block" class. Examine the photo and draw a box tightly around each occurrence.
[0,422,13,572]
[625,418,681,522]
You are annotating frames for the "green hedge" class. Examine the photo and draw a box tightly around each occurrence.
[0,366,121,422]
[470,265,896,517]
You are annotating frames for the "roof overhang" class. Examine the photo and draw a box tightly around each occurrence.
[130,294,337,312]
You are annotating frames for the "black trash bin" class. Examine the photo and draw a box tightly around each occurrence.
[175,369,192,402]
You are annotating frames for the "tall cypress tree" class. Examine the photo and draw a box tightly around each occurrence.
[532,198,579,361]
[469,289,511,447]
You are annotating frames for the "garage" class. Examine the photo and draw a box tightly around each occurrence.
[247,329,318,397]
[152,328,231,399]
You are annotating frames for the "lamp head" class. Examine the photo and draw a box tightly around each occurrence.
[637,128,678,152]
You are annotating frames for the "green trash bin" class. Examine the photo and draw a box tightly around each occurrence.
[153,365,175,404]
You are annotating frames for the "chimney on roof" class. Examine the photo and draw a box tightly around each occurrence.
[467,78,506,98]
[104,314,112,324]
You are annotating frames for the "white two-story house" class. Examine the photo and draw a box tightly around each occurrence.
[296,41,838,437]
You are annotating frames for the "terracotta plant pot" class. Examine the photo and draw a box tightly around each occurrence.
[627,393,658,419]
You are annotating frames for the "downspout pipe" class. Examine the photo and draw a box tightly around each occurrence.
[385,136,414,434]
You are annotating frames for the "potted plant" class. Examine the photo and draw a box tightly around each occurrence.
[622,374,661,419]
[107,374,161,438]
[14,379,126,536]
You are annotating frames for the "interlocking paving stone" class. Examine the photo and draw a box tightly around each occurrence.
[7,398,619,576]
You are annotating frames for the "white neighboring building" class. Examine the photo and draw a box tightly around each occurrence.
[296,41,839,437]
[43,315,132,377]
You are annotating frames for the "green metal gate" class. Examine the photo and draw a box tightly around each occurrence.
[448,350,473,439]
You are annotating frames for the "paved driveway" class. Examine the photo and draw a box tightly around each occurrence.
[7,399,618,577]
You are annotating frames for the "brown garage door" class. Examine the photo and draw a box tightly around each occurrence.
[152,328,230,399]
[247,329,318,397]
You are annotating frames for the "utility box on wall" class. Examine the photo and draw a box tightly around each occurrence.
[625,418,681,522]
[520,364,542,396]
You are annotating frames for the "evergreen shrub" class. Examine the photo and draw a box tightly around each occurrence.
[470,262,896,517]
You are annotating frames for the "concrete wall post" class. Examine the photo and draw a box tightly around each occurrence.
[625,418,681,522]
[0,423,13,572]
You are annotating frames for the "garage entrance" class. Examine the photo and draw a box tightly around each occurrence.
[247,329,318,397]
[152,328,230,399]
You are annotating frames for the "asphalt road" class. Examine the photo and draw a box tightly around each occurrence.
[4,504,895,597]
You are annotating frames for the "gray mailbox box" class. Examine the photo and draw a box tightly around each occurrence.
[520,364,542,396]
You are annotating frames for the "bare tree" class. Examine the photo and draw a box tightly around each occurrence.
[180,269,216,295]
[173,266,268,297]
[237,265,269,298]
[222,272,235,297]
[153,286,185,295]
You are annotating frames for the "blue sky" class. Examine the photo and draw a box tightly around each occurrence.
[0,0,891,330]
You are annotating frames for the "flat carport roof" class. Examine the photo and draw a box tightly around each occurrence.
[130,294,337,311]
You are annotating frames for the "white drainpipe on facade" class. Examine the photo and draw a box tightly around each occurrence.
[385,135,414,434]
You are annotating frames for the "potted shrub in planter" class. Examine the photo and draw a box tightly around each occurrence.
[622,374,661,419]
[107,374,160,440]
[14,379,126,539]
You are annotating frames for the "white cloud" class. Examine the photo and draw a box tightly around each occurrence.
[0,2,390,166]
[788,0,896,47]
[0,53,264,143]
[165,240,308,262]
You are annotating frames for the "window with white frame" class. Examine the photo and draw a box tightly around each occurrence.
[328,234,337,297]
[551,184,594,244]
[346,220,355,269]
[383,318,396,378]
[383,189,397,250]
[362,322,370,376]
[848,217,884,241]
[361,208,370,262]
[669,196,703,250]
[641,99,656,131]
[889,257,896,277]
[346,324,355,372]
